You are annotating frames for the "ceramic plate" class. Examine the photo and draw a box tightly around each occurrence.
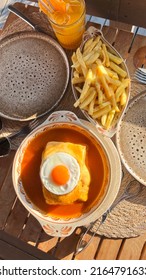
[0,31,69,121]
[116,90,146,186]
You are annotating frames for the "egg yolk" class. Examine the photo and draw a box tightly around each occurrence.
[51,165,70,185]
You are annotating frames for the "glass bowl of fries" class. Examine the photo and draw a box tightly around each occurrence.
[71,26,131,137]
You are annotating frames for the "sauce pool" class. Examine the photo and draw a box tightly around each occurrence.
[20,124,110,219]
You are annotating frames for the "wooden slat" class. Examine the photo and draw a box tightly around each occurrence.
[126,32,146,97]
[117,233,146,260]
[85,0,146,28]
[54,228,82,260]
[37,231,59,255]
[140,242,146,260]
[102,25,117,44]
[86,0,119,23]
[20,214,42,246]
[0,165,16,229]
[0,230,57,260]
[0,151,15,190]
[110,21,132,32]
[112,29,133,59]
[70,228,102,260]
[95,238,123,260]
[126,34,146,74]
[119,0,146,28]
[74,234,101,260]
[0,239,38,260]
[55,236,77,260]
[4,199,28,237]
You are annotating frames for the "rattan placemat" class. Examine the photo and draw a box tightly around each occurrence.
[91,166,146,238]
[0,9,146,238]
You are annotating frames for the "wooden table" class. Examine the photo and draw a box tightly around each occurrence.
[0,3,146,260]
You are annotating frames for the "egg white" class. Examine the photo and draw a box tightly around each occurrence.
[40,152,80,195]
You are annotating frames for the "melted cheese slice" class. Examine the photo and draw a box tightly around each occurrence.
[41,141,91,205]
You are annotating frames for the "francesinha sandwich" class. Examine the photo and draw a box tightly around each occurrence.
[40,141,91,205]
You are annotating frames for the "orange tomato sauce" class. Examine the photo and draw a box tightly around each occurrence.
[20,124,110,219]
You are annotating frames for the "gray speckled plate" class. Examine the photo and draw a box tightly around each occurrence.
[0,31,69,121]
[116,90,146,186]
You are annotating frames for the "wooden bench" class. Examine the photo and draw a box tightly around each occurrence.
[0,230,58,259]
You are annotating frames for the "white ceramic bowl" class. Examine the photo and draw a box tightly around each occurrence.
[12,111,122,237]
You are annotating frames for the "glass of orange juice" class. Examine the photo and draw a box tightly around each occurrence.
[38,0,86,49]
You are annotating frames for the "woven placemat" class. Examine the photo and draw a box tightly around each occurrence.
[91,165,146,238]
[0,8,146,238]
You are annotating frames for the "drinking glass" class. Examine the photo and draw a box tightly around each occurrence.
[38,0,86,49]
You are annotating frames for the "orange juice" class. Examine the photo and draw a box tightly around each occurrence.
[38,0,86,49]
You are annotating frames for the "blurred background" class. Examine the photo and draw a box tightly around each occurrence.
[0,0,38,29]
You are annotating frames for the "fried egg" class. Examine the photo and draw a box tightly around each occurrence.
[40,141,91,205]
[40,152,80,195]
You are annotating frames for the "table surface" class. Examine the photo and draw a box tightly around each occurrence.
[0,3,146,260]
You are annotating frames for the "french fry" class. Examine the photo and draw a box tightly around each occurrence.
[104,67,119,79]
[71,34,130,131]
[75,86,82,94]
[102,44,110,67]
[72,76,85,84]
[98,75,112,99]
[83,50,95,62]
[115,79,129,101]
[80,88,96,109]
[93,40,102,52]
[74,71,79,78]
[92,104,111,119]
[86,52,100,66]
[115,86,124,101]
[88,95,96,115]
[110,61,127,78]
[74,70,94,108]
[121,78,130,88]
[71,52,78,65]
[108,77,122,86]
[101,114,107,126]
[83,38,94,52]
[76,48,87,77]
[95,82,103,104]
[120,91,127,105]
[110,94,120,112]
[105,109,116,129]
[83,36,101,55]
[74,99,80,108]
[107,51,123,65]
[79,69,94,101]
[96,65,111,83]
[94,101,111,111]
[101,49,106,65]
